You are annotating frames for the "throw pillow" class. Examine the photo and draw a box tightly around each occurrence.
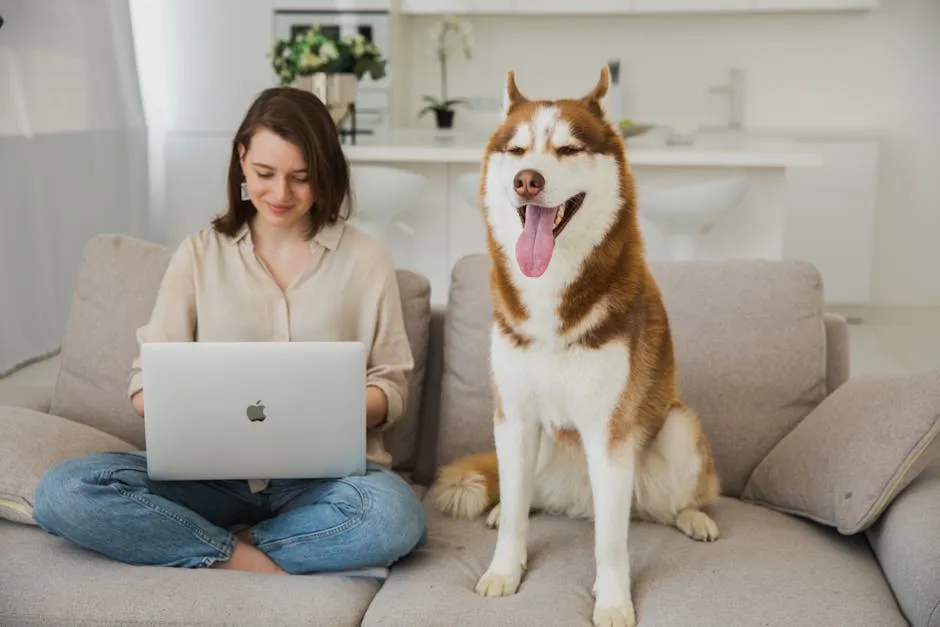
[0,406,137,525]
[741,370,940,534]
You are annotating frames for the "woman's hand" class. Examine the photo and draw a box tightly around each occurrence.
[366,385,388,429]
[131,390,145,417]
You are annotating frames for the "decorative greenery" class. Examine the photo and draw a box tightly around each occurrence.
[269,27,387,85]
[418,15,472,119]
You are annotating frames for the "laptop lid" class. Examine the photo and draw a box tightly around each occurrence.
[141,341,366,481]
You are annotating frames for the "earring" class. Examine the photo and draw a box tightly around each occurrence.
[240,181,249,201]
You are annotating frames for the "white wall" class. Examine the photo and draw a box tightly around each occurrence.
[398,2,940,307]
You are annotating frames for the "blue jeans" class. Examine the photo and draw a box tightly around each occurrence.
[32,451,427,574]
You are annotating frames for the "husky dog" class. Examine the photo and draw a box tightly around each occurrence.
[428,67,721,627]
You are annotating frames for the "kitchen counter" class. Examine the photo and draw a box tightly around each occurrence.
[342,128,823,168]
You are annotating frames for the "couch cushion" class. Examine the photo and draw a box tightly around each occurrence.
[384,270,431,470]
[0,383,53,414]
[49,235,173,448]
[48,234,431,470]
[0,520,379,626]
[0,407,137,525]
[435,254,828,496]
[361,498,906,627]
[742,370,940,535]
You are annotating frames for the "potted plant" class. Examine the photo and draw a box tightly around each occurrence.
[419,15,472,130]
[268,27,387,118]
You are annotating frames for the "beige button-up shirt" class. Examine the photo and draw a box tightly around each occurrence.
[127,220,414,492]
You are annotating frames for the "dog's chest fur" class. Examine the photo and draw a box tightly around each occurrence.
[492,274,630,438]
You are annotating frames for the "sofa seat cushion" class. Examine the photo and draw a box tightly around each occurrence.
[0,520,380,626]
[361,497,906,627]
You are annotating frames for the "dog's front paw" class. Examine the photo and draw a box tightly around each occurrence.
[593,602,637,627]
[475,566,523,597]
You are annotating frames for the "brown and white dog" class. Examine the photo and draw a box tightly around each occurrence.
[428,67,721,627]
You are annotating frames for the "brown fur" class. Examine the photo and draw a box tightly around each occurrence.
[553,426,582,448]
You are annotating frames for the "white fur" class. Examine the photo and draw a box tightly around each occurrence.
[508,123,532,151]
[475,92,718,627]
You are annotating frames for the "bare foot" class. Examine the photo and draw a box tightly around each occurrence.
[211,540,285,574]
[236,527,255,546]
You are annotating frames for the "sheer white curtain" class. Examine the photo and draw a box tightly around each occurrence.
[0,0,149,375]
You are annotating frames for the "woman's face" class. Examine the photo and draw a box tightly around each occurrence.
[239,128,315,232]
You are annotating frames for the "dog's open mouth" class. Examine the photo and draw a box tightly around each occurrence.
[515,192,586,239]
[514,192,586,279]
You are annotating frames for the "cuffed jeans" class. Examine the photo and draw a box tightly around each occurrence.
[32,451,427,574]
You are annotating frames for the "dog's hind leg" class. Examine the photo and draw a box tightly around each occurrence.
[634,403,720,542]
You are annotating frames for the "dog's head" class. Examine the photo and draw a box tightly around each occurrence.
[481,66,632,280]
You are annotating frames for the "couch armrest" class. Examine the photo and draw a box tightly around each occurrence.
[866,457,940,627]
[824,312,850,393]
[412,305,445,488]
[0,383,54,413]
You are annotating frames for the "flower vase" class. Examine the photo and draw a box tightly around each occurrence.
[297,72,358,125]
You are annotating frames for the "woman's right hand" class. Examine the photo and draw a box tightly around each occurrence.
[131,390,144,417]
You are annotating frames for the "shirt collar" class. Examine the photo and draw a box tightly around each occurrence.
[232,218,345,251]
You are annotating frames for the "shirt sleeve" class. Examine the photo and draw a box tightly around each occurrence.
[364,259,414,432]
[127,239,197,399]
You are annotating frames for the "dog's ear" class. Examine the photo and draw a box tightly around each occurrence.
[580,65,610,119]
[502,70,529,120]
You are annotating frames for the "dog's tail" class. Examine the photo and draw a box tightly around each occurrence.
[428,450,499,520]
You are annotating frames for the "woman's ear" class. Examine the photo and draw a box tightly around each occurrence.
[237,143,247,173]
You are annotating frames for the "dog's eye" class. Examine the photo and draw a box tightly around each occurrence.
[507,146,525,156]
[557,146,583,156]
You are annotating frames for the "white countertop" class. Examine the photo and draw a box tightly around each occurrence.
[341,128,824,168]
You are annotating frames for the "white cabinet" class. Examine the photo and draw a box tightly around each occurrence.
[291,0,392,8]
[399,0,517,13]
[631,0,750,12]
[782,139,879,305]
[514,0,627,12]
[751,0,877,10]
[398,0,877,12]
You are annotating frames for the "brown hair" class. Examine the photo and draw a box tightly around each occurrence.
[212,86,352,239]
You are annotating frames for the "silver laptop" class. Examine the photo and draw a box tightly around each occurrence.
[140,341,367,481]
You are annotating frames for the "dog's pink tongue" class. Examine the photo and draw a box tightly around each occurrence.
[515,205,557,278]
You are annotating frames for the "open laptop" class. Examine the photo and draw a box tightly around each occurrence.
[140,341,367,481]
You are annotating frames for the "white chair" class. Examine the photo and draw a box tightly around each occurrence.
[346,165,428,239]
[457,170,482,212]
[639,176,747,261]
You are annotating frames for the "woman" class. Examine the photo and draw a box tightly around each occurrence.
[31,87,427,575]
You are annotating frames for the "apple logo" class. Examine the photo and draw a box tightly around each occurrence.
[246,401,266,423]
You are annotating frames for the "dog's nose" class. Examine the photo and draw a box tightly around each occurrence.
[513,169,545,199]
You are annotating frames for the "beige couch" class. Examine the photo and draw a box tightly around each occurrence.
[2,234,939,626]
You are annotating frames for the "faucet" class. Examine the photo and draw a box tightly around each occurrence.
[709,68,746,130]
